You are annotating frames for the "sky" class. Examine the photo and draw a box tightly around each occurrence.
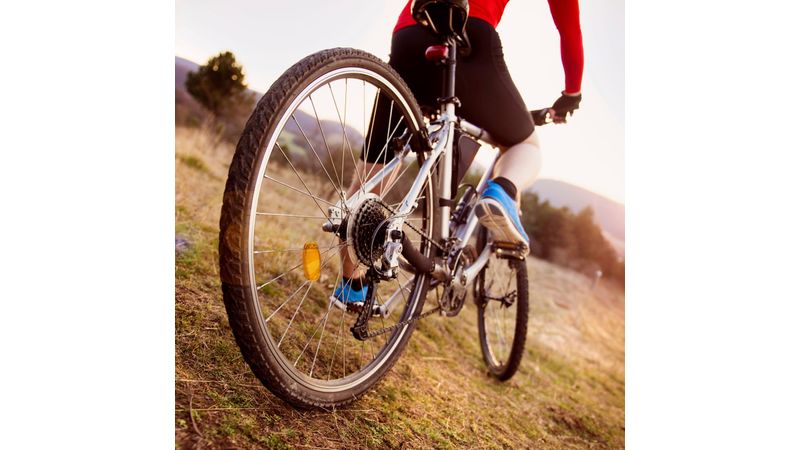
[176,0,624,203]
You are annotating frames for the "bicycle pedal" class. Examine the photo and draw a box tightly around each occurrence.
[343,302,383,317]
[492,242,527,260]
[493,241,522,250]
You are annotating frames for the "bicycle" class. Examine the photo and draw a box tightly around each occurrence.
[219,19,553,409]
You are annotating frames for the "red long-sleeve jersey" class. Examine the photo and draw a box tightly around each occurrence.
[394,0,584,93]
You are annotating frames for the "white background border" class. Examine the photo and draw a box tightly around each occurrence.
[1,1,799,448]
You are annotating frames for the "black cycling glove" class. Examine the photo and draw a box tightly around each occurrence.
[552,92,582,119]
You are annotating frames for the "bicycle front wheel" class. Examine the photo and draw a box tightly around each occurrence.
[475,227,529,380]
[219,48,432,408]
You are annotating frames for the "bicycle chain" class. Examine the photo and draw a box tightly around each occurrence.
[352,300,442,340]
[350,202,445,340]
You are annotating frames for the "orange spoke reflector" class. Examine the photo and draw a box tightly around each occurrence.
[302,242,321,281]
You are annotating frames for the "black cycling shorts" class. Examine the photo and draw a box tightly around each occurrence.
[362,18,534,163]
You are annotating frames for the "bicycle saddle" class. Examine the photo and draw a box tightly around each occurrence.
[411,0,470,47]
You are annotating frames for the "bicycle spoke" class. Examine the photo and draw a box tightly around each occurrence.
[298,264,342,373]
[502,303,510,355]
[341,296,347,377]
[273,141,335,227]
[379,100,394,196]
[395,273,413,306]
[327,290,348,380]
[277,283,313,348]
[285,241,339,359]
[257,242,344,291]
[264,175,340,208]
[308,275,341,376]
[491,303,506,362]
[290,113,341,196]
[368,330,376,362]
[307,304,335,377]
[253,245,340,255]
[276,237,341,353]
[264,280,310,323]
[378,146,419,201]
[394,271,416,320]
[328,82,364,195]
[263,243,343,322]
[293,301,330,367]
[364,114,406,194]
[342,79,349,195]
[493,267,508,359]
[256,212,328,219]
[359,87,381,195]
[358,79,365,193]
[503,266,516,293]
[308,95,343,190]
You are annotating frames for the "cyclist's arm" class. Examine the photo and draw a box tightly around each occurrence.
[547,0,584,95]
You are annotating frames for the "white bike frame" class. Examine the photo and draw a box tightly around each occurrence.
[344,100,501,288]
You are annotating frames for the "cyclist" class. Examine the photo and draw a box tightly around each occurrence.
[333,0,584,307]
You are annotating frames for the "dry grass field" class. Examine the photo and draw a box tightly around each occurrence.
[175,125,625,449]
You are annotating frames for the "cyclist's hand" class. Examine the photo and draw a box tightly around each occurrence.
[550,91,582,123]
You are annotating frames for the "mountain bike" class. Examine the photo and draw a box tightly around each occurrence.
[219,28,552,408]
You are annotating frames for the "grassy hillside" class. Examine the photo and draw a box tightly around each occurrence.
[175,125,625,449]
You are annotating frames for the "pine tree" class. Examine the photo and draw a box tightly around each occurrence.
[185,51,248,117]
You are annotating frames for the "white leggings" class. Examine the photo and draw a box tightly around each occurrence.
[493,129,542,198]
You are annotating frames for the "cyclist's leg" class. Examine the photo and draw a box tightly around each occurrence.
[492,129,542,197]
[478,131,541,249]
[455,19,539,248]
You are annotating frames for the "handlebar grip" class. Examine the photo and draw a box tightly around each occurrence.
[531,108,551,126]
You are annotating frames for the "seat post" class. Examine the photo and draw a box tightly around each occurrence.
[435,38,459,244]
[439,39,458,115]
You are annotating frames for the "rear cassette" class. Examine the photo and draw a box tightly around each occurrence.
[347,195,392,267]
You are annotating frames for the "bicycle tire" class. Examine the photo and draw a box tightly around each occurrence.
[475,227,529,380]
[219,48,430,409]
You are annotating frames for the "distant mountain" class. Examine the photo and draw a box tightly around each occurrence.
[175,56,198,89]
[176,55,364,151]
[175,56,204,118]
[529,179,625,255]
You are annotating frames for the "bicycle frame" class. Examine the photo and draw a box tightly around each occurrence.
[346,105,500,275]
[341,39,508,294]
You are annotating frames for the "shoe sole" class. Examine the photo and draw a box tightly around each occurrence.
[475,199,530,254]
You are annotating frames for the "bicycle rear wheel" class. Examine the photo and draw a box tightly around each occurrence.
[219,48,432,408]
[475,227,529,380]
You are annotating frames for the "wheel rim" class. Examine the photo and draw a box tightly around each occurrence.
[245,67,431,392]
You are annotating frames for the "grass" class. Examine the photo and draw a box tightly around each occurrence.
[175,125,625,449]
[178,153,211,173]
